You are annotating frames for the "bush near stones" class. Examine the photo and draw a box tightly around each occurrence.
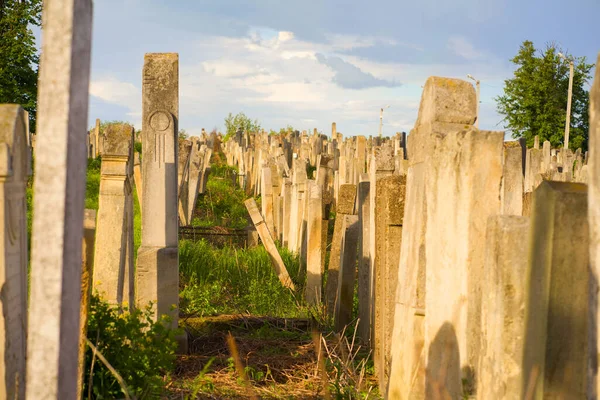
[83,294,178,399]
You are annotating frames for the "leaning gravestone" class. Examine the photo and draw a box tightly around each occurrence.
[0,105,30,400]
[136,53,186,351]
[26,0,92,398]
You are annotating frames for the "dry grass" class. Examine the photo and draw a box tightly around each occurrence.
[166,315,380,399]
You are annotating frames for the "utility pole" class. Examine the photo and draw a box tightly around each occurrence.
[378,105,390,137]
[558,53,574,150]
[467,74,480,128]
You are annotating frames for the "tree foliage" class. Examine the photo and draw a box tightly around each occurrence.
[224,112,261,140]
[496,41,594,150]
[0,0,42,132]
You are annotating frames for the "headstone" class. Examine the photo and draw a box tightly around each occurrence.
[244,198,295,290]
[133,152,142,211]
[589,52,600,396]
[186,140,203,223]
[305,181,322,305]
[0,105,30,399]
[425,127,503,397]
[501,146,524,215]
[136,53,185,350]
[374,174,406,393]
[522,181,590,398]
[388,163,427,399]
[261,166,276,237]
[334,214,360,331]
[26,0,93,397]
[476,216,530,399]
[78,209,96,399]
[92,123,134,307]
[325,184,356,317]
[357,174,371,344]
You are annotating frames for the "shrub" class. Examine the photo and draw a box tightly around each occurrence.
[83,295,178,399]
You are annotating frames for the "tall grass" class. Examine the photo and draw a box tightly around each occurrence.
[179,239,306,318]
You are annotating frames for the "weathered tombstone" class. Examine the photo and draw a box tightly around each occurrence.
[27,0,92,397]
[368,146,394,376]
[95,118,102,156]
[501,146,524,215]
[92,123,134,307]
[589,52,600,396]
[244,198,295,290]
[136,53,185,350]
[133,152,142,210]
[261,165,276,237]
[522,181,590,399]
[0,105,30,400]
[177,139,192,225]
[78,209,96,399]
[374,174,406,393]
[476,216,530,399]
[281,178,292,247]
[388,163,427,399]
[305,181,322,305]
[325,184,356,317]
[186,139,203,223]
[425,127,503,397]
[357,174,371,344]
[334,214,360,331]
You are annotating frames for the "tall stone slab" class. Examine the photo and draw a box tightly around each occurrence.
[261,166,276,237]
[501,146,524,215]
[305,181,322,305]
[388,163,427,399]
[357,174,371,344]
[92,123,134,307]
[136,53,183,347]
[78,209,96,399]
[368,146,394,377]
[26,0,93,397]
[133,152,142,210]
[334,214,360,331]
[281,178,292,247]
[589,52,600,397]
[177,139,192,225]
[522,181,591,399]
[186,140,203,223]
[0,105,30,400]
[425,128,503,397]
[325,184,356,317]
[476,216,530,399]
[374,174,406,393]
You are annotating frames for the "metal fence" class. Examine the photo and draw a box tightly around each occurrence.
[178,225,248,248]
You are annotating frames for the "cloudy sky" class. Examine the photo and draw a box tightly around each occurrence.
[82,0,599,137]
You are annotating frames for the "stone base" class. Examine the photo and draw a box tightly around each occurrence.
[135,246,179,331]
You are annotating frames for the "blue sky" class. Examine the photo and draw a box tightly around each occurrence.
[80,0,599,137]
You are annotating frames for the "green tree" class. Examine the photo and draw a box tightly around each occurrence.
[223,112,261,140]
[496,41,594,150]
[0,0,42,132]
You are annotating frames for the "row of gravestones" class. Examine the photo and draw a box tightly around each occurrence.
[0,0,202,397]
[223,64,600,398]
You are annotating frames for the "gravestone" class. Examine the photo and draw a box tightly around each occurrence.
[357,174,371,344]
[388,163,427,399]
[305,181,322,305]
[477,216,530,399]
[136,53,185,351]
[334,214,360,331]
[502,146,524,215]
[0,105,30,400]
[522,181,591,398]
[93,123,134,308]
[26,0,93,397]
[325,184,356,317]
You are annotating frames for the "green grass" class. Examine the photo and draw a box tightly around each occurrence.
[179,239,306,317]
[191,162,250,229]
[85,157,102,210]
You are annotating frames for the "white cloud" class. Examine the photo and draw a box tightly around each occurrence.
[90,77,139,110]
[447,36,484,60]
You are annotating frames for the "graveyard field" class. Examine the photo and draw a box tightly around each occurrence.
[171,152,380,399]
